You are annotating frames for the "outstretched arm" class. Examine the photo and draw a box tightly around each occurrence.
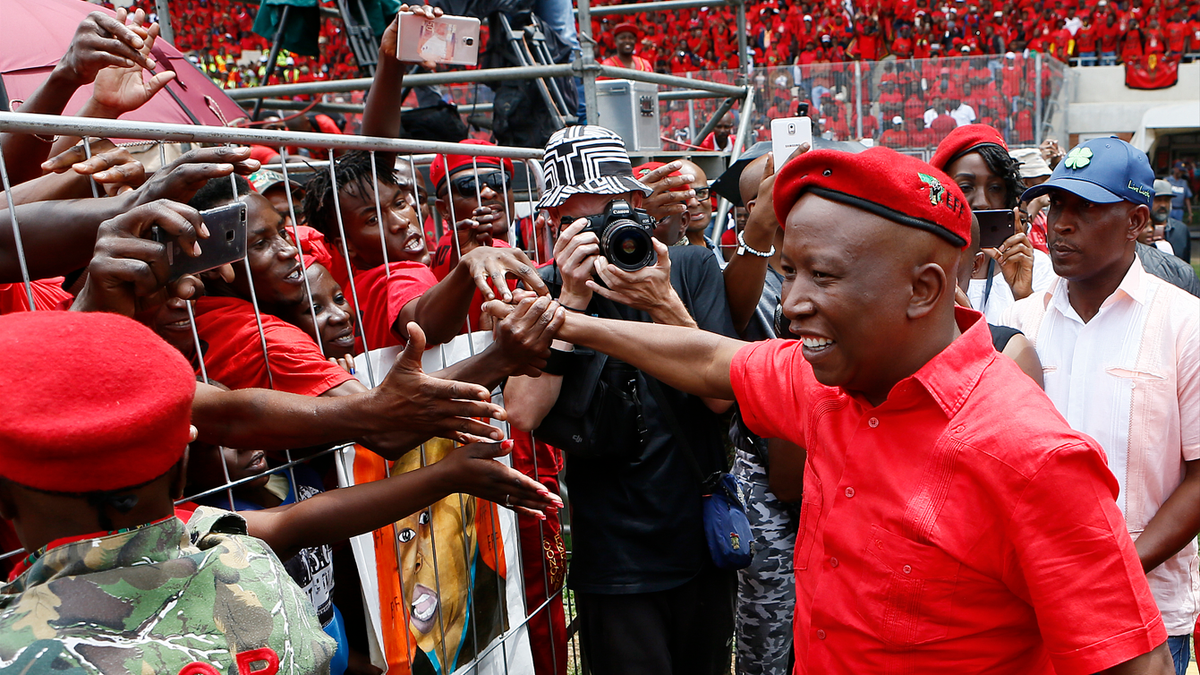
[488,300,744,400]
[239,440,563,560]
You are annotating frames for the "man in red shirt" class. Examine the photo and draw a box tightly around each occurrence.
[599,23,653,72]
[489,147,1175,675]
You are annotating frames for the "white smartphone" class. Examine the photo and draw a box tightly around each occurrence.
[771,116,813,168]
[396,13,481,66]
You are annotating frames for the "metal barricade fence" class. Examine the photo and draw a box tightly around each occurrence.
[0,111,586,675]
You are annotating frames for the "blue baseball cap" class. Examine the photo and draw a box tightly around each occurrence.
[1022,136,1154,208]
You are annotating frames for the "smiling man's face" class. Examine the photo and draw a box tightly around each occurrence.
[336,177,430,269]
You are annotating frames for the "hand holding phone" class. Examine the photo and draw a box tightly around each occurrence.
[771,116,813,170]
[396,11,481,66]
[153,202,247,281]
[975,208,1015,250]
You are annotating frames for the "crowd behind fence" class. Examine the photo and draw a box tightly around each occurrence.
[0,112,594,675]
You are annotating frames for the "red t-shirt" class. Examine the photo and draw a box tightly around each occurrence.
[729,308,1165,675]
[193,295,354,395]
[0,279,73,314]
[351,261,438,350]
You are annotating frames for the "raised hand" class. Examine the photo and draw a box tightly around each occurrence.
[438,439,564,519]
[380,4,445,70]
[89,20,177,118]
[458,246,547,303]
[134,146,260,206]
[491,293,566,377]
[55,9,156,89]
[371,322,509,444]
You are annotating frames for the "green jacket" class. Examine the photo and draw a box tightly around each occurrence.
[0,506,334,675]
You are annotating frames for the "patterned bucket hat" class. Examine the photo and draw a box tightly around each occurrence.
[536,125,653,210]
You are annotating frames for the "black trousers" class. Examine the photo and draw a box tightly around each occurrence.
[576,564,736,675]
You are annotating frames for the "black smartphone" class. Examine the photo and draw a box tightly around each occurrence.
[153,202,247,281]
[976,209,1015,249]
[797,102,810,117]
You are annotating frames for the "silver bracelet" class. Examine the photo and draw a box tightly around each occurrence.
[736,229,775,258]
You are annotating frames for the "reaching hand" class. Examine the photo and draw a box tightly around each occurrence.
[372,322,510,443]
[639,161,695,223]
[438,439,564,519]
[71,199,208,318]
[42,140,147,196]
[458,246,547,303]
[55,9,156,89]
[134,146,260,206]
[90,20,176,118]
[492,293,566,377]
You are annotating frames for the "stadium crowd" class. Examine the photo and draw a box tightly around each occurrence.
[0,4,1198,675]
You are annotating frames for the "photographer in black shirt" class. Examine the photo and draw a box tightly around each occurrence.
[503,126,738,675]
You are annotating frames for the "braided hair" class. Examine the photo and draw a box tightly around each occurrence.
[301,151,399,241]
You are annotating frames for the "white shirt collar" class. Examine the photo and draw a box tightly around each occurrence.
[1045,254,1149,322]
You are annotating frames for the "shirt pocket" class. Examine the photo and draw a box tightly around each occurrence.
[855,524,961,647]
[1104,366,1167,386]
[793,469,823,572]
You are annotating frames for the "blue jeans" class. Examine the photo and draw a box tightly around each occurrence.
[532,0,579,52]
[1080,52,1097,66]
[1100,51,1117,66]
[1168,635,1191,675]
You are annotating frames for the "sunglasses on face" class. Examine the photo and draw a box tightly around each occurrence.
[445,171,508,197]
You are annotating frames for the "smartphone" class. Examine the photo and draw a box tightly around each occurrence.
[771,116,813,168]
[976,208,1015,249]
[396,13,481,66]
[153,202,247,281]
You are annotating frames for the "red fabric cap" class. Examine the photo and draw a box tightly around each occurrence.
[612,22,640,37]
[429,140,514,194]
[772,147,971,248]
[929,123,1009,172]
[293,225,334,270]
[0,311,195,492]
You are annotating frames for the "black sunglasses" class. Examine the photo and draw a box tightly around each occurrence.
[444,171,508,197]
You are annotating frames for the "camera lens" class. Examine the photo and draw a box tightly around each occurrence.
[601,219,655,272]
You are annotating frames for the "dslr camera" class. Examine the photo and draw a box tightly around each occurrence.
[572,199,658,272]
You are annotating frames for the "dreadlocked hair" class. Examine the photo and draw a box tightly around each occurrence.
[301,151,399,241]
[974,144,1025,210]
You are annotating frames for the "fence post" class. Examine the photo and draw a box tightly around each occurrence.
[577,0,600,126]
[687,72,696,143]
[1034,51,1043,146]
[854,60,863,140]
[735,0,749,85]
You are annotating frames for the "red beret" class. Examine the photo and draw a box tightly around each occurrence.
[772,147,971,248]
[430,139,514,194]
[929,123,1008,172]
[0,311,195,493]
[293,224,334,270]
[612,22,640,37]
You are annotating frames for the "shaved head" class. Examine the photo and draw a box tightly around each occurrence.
[739,154,771,209]
[779,193,961,404]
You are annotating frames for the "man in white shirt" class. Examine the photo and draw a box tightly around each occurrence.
[1001,137,1200,675]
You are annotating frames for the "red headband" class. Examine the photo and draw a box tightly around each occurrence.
[293,225,334,270]
[773,147,971,248]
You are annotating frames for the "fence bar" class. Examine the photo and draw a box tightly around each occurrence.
[1034,52,1044,146]
[0,112,542,159]
[228,63,747,101]
[575,0,727,15]
[578,0,600,126]
[594,65,748,97]
[854,61,863,140]
[660,89,730,101]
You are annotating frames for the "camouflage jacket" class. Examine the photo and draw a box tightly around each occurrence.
[0,506,334,675]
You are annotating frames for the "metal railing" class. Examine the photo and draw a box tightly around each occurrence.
[0,111,578,675]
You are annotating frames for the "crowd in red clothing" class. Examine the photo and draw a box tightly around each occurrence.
[594,0,1200,75]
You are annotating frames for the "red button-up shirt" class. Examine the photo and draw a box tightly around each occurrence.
[730,307,1165,675]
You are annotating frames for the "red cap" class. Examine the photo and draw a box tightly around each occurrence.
[632,161,682,180]
[429,139,514,195]
[293,224,334,270]
[929,123,1008,171]
[0,311,196,492]
[612,22,640,37]
[773,147,971,248]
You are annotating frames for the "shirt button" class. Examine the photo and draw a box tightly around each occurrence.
[868,417,880,428]
[903,564,912,575]
[830,557,839,568]
[845,487,855,498]
[817,629,827,640]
